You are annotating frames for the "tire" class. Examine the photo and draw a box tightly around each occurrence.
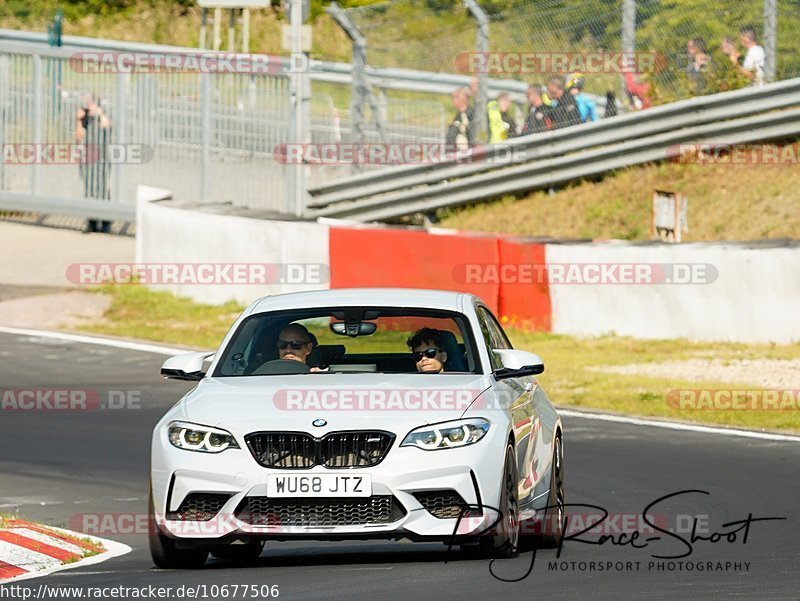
[148,489,209,569]
[538,433,565,548]
[210,540,265,563]
[473,444,520,558]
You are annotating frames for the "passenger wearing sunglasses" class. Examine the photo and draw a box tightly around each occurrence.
[406,327,448,374]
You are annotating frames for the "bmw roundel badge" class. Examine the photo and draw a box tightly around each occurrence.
[312,418,327,427]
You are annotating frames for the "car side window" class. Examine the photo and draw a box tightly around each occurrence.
[483,308,513,350]
[476,306,504,370]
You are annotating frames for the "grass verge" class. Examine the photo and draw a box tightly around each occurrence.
[438,154,800,242]
[73,286,800,434]
[80,285,244,350]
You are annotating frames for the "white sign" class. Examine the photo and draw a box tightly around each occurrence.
[281,24,313,52]
[197,0,269,7]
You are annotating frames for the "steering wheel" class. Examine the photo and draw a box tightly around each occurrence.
[250,359,311,375]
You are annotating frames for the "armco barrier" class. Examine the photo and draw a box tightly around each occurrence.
[136,200,798,343]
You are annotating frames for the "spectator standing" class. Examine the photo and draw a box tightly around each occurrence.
[75,95,112,234]
[566,73,599,123]
[686,37,711,93]
[740,26,765,86]
[623,71,652,110]
[487,93,517,143]
[445,88,475,151]
[520,84,552,135]
[466,75,479,122]
[604,91,618,118]
[720,36,739,64]
[546,76,582,128]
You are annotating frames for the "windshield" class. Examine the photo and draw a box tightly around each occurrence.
[212,307,481,376]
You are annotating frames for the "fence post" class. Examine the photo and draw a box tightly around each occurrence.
[463,0,488,144]
[621,0,636,103]
[32,54,43,197]
[764,0,777,83]
[200,72,211,202]
[327,1,388,166]
[286,0,311,215]
[0,54,7,189]
[112,72,126,204]
[622,0,636,55]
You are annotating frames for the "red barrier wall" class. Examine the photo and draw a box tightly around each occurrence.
[497,237,552,331]
[329,226,501,313]
[329,226,553,331]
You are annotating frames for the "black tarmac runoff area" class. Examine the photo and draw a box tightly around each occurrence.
[0,330,798,601]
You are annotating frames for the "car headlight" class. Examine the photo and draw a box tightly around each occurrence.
[167,421,240,453]
[401,418,490,450]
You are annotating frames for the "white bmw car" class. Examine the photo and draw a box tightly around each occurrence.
[149,288,565,568]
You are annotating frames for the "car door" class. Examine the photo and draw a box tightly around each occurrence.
[476,306,537,505]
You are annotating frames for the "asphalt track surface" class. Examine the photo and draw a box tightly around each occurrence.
[0,331,798,600]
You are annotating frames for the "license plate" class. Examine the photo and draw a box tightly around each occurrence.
[267,473,372,498]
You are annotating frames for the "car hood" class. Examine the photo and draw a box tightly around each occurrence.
[183,373,493,435]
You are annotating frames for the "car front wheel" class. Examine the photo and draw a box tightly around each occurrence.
[148,489,209,569]
[472,444,519,558]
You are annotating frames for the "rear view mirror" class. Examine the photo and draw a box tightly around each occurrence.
[330,321,377,338]
[161,352,214,381]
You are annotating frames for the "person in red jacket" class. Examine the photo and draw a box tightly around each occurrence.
[624,72,652,110]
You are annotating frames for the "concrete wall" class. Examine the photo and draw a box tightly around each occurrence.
[137,198,799,343]
[547,242,800,343]
[136,197,329,305]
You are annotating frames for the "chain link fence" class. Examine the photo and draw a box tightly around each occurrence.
[333,0,800,114]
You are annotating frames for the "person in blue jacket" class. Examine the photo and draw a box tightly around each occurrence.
[566,73,599,123]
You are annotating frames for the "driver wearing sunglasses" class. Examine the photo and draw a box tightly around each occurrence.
[276,323,328,372]
[406,327,448,374]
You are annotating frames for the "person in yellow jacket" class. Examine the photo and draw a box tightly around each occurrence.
[487,93,517,143]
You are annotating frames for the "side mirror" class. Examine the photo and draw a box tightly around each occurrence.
[161,352,214,381]
[492,349,544,380]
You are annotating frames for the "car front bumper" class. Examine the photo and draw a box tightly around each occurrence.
[151,421,512,542]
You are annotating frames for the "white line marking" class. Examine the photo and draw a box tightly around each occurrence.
[0,327,194,356]
[559,409,800,442]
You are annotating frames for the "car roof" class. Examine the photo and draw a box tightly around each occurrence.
[249,288,481,315]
